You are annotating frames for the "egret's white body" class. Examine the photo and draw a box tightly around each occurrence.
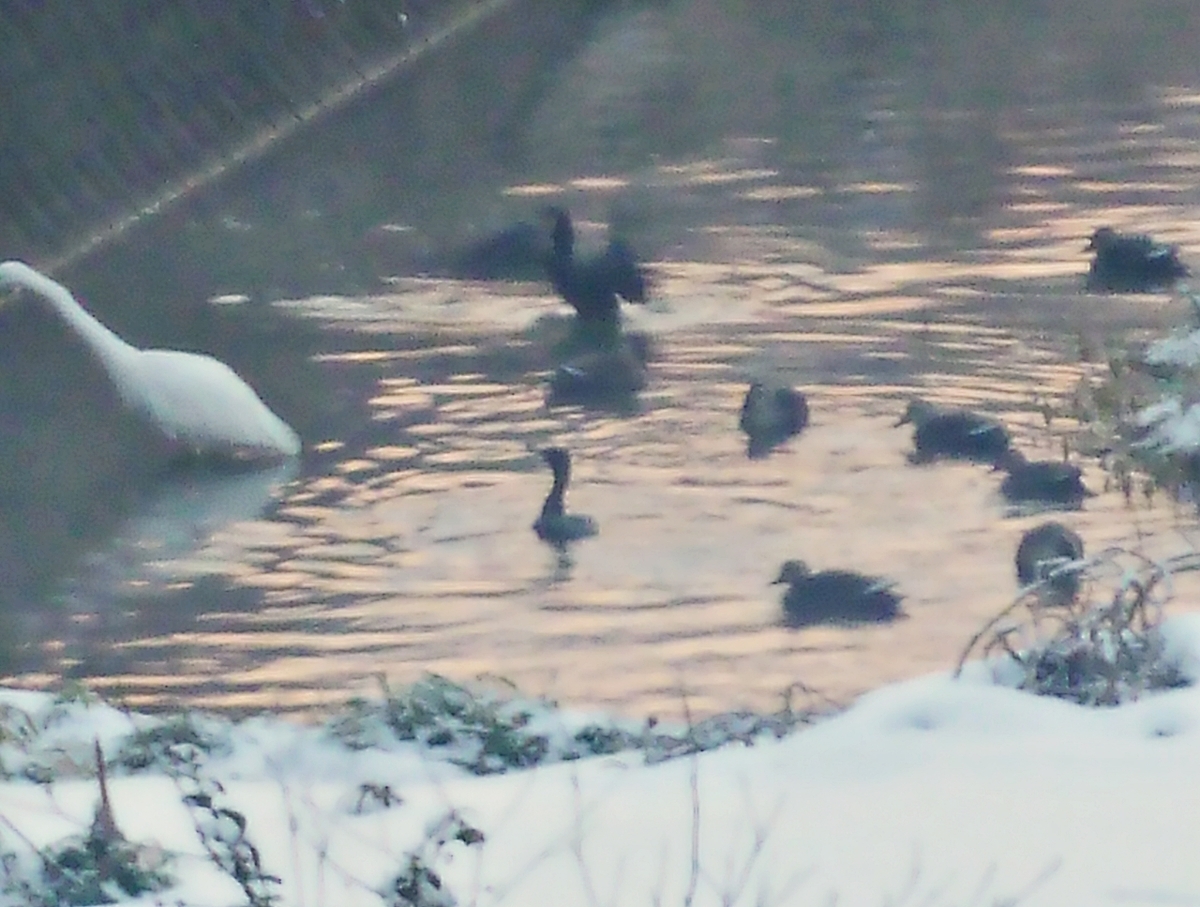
[0,261,301,462]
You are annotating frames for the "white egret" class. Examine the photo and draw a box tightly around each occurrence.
[0,260,301,463]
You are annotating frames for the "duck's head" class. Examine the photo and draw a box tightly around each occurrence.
[895,398,936,428]
[741,381,769,421]
[772,560,811,585]
[991,447,1029,473]
[1086,227,1117,252]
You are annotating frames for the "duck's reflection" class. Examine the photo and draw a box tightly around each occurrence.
[550,548,576,585]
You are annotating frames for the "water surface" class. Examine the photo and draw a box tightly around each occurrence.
[7,7,1200,722]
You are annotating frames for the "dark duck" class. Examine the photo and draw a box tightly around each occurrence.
[771,560,903,628]
[1015,521,1085,606]
[543,207,648,346]
[995,449,1090,507]
[739,382,809,459]
[547,332,651,409]
[1085,227,1189,293]
[896,399,1011,465]
[532,447,597,547]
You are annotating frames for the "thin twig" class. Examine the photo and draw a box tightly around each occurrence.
[569,767,604,907]
[681,690,701,907]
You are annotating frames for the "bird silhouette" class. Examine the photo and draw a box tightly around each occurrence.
[533,447,598,548]
[739,382,809,459]
[1015,521,1085,605]
[995,449,1090,507]
[543,207,647,346]
[0,261,299,465]
[1085,227,1189,292]
[771,560,903,628]
[896,398,1011,465]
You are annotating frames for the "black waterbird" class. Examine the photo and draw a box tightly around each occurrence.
[543,207,647,343]
[547,333,651,408]
[533,447,598,548]
[771,560,903,628]
[995,449,1090,507]
[896,399,1011,465]
[739,382,809,459]
[1085,227,1189,293]
[1015,521,1085,605]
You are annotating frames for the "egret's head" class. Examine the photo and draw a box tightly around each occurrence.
[0,261,57,305]
[0,261,33,298]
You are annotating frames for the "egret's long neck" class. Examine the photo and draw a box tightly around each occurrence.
[0,262,138,376]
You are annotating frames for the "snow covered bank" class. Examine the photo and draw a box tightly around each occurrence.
[0,613,1198,906]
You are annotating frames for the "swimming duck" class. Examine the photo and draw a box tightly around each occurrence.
[543,207,648,342]
[1085,227,1189,293]
[896,399,1011,465]
[771,560,903,628]
[739,382,809,459]
[994,449,1090,507]
[547,332,651,408]
[1015,521,1085,605]
[532,447,598,547]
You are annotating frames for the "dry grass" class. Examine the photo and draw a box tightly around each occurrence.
[955,545,1197,705]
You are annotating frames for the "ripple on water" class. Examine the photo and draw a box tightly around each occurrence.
[12,100,1200,721]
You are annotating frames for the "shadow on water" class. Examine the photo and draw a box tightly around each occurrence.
[6,0,1200,718]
